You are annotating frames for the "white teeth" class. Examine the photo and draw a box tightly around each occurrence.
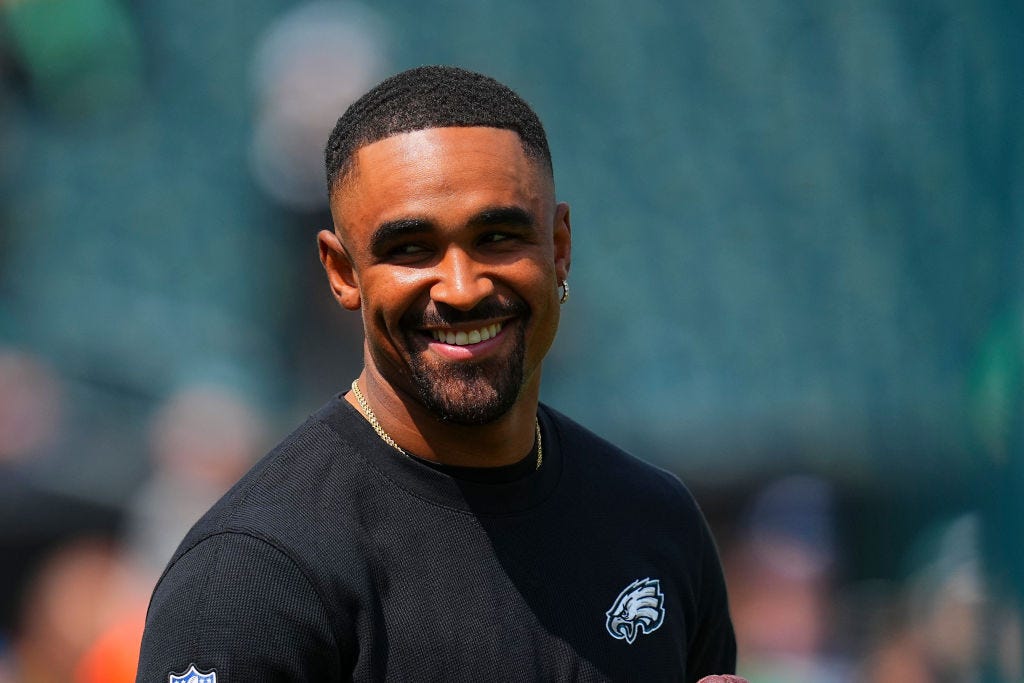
[431,322,503,346]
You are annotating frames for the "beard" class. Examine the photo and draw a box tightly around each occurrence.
[401,298,529,425]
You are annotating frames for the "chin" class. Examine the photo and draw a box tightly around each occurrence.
[401,320,528,425]
[412,363,522,425]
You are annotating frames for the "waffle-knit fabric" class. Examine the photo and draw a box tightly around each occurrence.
[136,397,735,682]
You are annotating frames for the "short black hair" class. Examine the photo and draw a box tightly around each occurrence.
[324,65,552,195]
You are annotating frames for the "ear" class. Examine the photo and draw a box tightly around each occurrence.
[317,229,361,311]
[553,202,572,282]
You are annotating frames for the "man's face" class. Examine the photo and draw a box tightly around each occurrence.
[322,127,571,425]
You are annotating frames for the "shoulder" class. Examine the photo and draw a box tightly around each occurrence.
[137,532,343,679]
[138,398,375,677]
[542,405,719,563]
[158,396,379,598]
[543,404,703,515]
[541,406,736,675]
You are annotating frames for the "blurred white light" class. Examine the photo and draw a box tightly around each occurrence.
[250,1,390,210]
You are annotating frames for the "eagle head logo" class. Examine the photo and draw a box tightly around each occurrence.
[605,577,666,644]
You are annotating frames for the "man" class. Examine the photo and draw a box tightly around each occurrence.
[136,65,737,682]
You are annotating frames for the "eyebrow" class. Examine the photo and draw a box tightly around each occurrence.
[369,217,433,254]
[468,206,535,230]
[368,205,536,254]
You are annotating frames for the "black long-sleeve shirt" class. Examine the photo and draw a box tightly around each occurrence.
[137,397,735,681]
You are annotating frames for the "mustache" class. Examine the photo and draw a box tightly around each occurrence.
[403,298,528,328]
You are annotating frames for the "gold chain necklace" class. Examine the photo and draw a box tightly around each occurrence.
[350,379,542,470]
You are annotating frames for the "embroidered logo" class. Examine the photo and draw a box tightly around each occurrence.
[605,577,666,644]
[169,664,217,683]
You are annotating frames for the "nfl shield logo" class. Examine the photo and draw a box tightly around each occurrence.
[168,663,217,683]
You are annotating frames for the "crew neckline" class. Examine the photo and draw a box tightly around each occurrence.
[316,396,563,516]
[409,446,539,484]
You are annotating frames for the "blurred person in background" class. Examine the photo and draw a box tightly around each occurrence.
[0,538,122,683]
[124,384,267,580]
[0,350,124,681]
[247,0,389,409]
[722,475,849,683]
[136,65,739,682]
[0,350,62,468]
[0,375,266,682]
[73,384,267,683]
[861,514,1021,683]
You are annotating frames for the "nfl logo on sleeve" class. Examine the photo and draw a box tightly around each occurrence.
[168,664,217,683]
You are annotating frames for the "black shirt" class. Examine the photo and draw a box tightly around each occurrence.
[137,397,736,682]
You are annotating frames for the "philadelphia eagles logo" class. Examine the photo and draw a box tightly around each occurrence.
[605,577,666,644]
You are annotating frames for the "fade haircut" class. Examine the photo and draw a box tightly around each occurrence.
[324,65,552,196]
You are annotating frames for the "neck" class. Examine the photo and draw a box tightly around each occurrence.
[347,367,541,468]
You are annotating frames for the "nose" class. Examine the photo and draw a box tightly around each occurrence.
[429,247,495,311]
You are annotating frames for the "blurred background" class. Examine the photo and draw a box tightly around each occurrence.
[0,0,1020,680]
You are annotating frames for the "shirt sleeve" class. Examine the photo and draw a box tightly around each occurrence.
[686,519,738,681]
[135,532,341,682]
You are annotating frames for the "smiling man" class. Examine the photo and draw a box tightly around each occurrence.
[136,66,737,682]
[323,123,567,443]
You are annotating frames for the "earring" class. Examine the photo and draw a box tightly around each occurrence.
[559,280,569,304]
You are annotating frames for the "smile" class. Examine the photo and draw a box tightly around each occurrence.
[429,322,503,346]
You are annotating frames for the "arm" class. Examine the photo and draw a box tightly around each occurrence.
[136,533,341,682]
[686,517,738,681]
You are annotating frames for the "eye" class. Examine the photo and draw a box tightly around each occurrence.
[480,232,510,244]
[384,243,430,262]
[479,231,528,250]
